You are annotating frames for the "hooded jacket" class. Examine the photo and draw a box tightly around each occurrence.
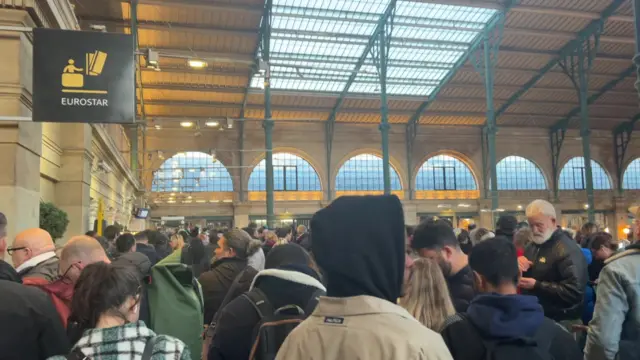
[208,266,326,360]
[111,251,151,280]
[440,294,582,360]
[0,280,70,360]
[23,277,74,328]
[17,254,59,282]
[523,229,588,321]
[135,242,161,266]
[276,195,453,360]
[198,257,258,324]
[585,244,640,360]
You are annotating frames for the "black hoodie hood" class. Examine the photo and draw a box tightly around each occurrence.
[467,294,544,339]
[311,195,405,302]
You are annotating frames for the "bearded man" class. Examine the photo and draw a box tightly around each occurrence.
[519,199,588,329]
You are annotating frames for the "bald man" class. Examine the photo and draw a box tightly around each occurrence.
[11,228,59,281]
[24,235,109,328]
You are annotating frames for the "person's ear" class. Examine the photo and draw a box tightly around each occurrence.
[473,271,485,293]
[443,246,454,259]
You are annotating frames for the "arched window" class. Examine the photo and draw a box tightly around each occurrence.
[496,156,546,190]
[623,158,640,190]
[559,157,611,190]
[248,153,321,191]
[336,154,402,191]
[151,152,233,192]
[415,155,476,190]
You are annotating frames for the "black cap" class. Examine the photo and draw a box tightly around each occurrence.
[496,215,518,233]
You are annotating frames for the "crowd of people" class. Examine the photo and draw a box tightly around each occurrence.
[0,197,638,360]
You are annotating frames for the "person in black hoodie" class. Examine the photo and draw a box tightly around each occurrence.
[440,237,582,360]
[199,228,259,324]
[276,195,452,360]
[0,259,70,359]
[412,219,475,312]
[208,243,325,360]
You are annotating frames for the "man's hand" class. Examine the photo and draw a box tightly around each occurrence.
[519,277,536,290]
[518,256,533,272]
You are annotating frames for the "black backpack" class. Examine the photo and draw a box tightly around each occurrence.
[457,313,554,360]
[244,287,324,360]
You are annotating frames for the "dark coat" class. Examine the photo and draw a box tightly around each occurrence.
[198,257,258,324]
[111,251,151,280]
[0,280,70,359]
[0,259,21,282]
[447,265,476,312]
[17,255,59,282]
[523,229,588,321]
[441,294,582,360]
[208,268,326,360]
[294,233,312,252]
[135,242,161,266]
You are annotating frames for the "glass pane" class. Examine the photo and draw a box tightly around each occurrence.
[623,158,640,190]
[558,157,611,190]
[252,0,499,96]
[248,153,321,191]
[335,153,402,191]
[496,156,546,190]
[151,152,233,193]
[416,155,476,190]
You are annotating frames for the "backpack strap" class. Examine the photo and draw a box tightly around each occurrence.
[243,288,275,320]
[206,268,249,338]
[303,288,324,316]
[65,348,89,360]
[141,336,157,360]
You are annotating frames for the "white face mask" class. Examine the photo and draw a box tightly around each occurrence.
[532,227,555,245]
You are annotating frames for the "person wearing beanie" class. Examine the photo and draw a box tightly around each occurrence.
[208,244,325,360]
[495,214,518,240]
[276,195,452,360]
[199,228,259,325]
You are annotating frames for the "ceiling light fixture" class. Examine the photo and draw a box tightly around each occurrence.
[180,121,193,128]
[223,199,233,203]
[188,59,207,69]
[205,121,219,127]
[584,204,590,209]
[457,203,471,208]
[154,124,162,130]
[517,205,523,210]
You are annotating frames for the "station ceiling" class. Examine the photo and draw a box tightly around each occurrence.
[74,0,640,131]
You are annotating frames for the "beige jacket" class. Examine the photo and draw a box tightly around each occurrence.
[276,295,453,360]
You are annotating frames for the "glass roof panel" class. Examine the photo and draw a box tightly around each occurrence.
[253,0,499,97]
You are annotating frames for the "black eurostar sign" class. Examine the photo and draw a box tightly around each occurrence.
[33,28,135,123]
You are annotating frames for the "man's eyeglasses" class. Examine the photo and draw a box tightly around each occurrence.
[60,262,82,284]
[6,246,27,255]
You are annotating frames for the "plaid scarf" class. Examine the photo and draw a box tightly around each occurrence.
[49,321,190,360]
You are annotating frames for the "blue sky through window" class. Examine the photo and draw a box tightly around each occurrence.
[623,158,640,190]
[336,153,402,191]
[415,155,476,191]
[248,153,321,191]
[151,152,233,192]
[559,157,611,190]
[251,0,498,96]
[496,156,546,190]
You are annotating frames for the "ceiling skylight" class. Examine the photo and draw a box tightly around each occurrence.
[251,0,498,96]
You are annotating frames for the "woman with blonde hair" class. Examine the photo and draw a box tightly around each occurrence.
[400,258,456,332]
[157,232,187,265]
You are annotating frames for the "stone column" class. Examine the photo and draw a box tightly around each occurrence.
[56,124,93,240]
[0,10,41,250]
[233,204,250,228]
